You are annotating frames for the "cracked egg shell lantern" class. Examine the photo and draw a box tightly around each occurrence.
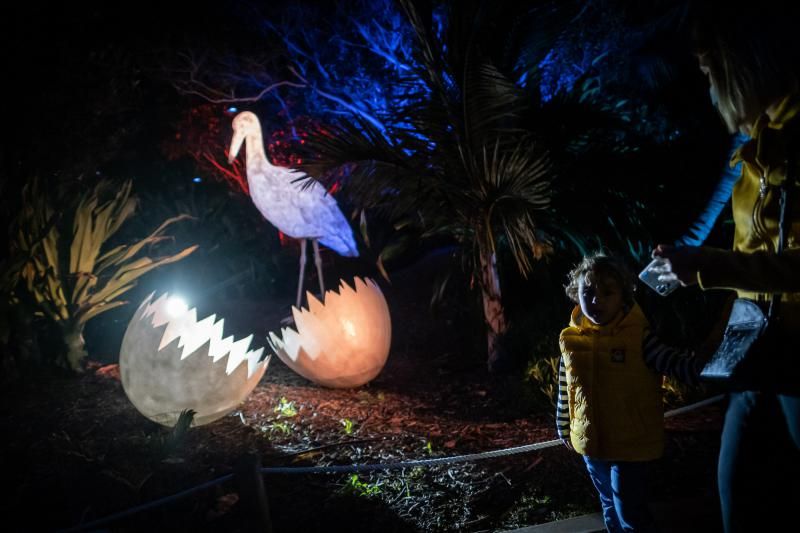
[268,277,391,388]
[120,293,269,426]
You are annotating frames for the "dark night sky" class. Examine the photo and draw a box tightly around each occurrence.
[6,2,254,181]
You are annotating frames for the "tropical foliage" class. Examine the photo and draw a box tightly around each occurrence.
[7,178,197,371]
[301,0,635,369]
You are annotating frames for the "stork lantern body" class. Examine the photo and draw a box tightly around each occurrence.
[228,111,358,309]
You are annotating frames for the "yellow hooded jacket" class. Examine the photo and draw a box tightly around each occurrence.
[559,303,664,461]
[698,93,800,333]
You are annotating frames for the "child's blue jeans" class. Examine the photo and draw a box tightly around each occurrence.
[582,456,656,532]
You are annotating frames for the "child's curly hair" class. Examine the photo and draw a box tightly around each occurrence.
[565,253,636,305]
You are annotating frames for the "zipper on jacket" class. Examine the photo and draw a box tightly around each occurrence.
[752,175,775,253]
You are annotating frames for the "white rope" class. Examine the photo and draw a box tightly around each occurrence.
[261,394,726,475]
[261,439,563,474]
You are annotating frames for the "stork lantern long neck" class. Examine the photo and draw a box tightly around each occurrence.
[245,129,274,170]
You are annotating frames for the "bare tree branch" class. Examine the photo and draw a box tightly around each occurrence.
[288,66,386,133]
[175,79,307,104]
[170,53,306,103]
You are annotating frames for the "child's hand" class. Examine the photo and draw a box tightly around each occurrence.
[561,438,574,451]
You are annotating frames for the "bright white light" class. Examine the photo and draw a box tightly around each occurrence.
[166,296,188,317]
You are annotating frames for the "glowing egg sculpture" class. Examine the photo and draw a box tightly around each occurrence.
[267,277,391,388]
[120,293,269,426]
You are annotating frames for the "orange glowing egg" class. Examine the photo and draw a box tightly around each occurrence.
[267,277,391,388]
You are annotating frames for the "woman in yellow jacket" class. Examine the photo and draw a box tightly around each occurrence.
[557,254,704,532]
[653,3,800,531]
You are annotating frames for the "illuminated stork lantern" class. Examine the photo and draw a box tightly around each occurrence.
[120,292,269,426]
[228,111,359,310]
[268,277,391,388]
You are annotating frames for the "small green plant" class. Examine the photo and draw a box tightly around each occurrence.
[339,418,355,435]
[408,466,426,480]
[261,421,292,436]
[342,474,382,498]
[424,441,433,455]
[526,355,561,406]
[662,376,691,408]
[273,396,298,418]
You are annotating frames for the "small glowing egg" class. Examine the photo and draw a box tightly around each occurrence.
[268,277,391,388]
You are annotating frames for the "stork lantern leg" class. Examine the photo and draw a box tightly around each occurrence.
[295,238,308,309]
[312,239,325,297]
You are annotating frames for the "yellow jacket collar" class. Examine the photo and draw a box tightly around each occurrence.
[569,302,647,334]
[731,93,800,180]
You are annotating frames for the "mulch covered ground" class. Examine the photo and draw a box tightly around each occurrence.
[0,255,724,533]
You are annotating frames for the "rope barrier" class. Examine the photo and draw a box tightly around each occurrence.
[58,473,234,533]
[58,394,725,532]
[664,394,725,418]
[259,394,727,475]
[261,439,563,474]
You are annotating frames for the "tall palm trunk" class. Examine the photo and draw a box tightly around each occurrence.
[479,247,508,371]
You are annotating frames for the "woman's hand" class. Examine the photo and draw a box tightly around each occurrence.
[652,244,705,286]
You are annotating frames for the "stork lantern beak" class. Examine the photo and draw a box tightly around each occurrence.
[228,129,245,164]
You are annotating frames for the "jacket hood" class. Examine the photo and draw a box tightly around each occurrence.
[568,302,647,334]
[731,92,800,183]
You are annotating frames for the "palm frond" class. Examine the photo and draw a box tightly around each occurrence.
[464,62,530,142]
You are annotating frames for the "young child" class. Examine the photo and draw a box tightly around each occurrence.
[555,253,704,532]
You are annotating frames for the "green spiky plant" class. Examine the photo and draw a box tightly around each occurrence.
[11,177,197,371]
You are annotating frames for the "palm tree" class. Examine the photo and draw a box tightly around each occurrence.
[303,0,629,369]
